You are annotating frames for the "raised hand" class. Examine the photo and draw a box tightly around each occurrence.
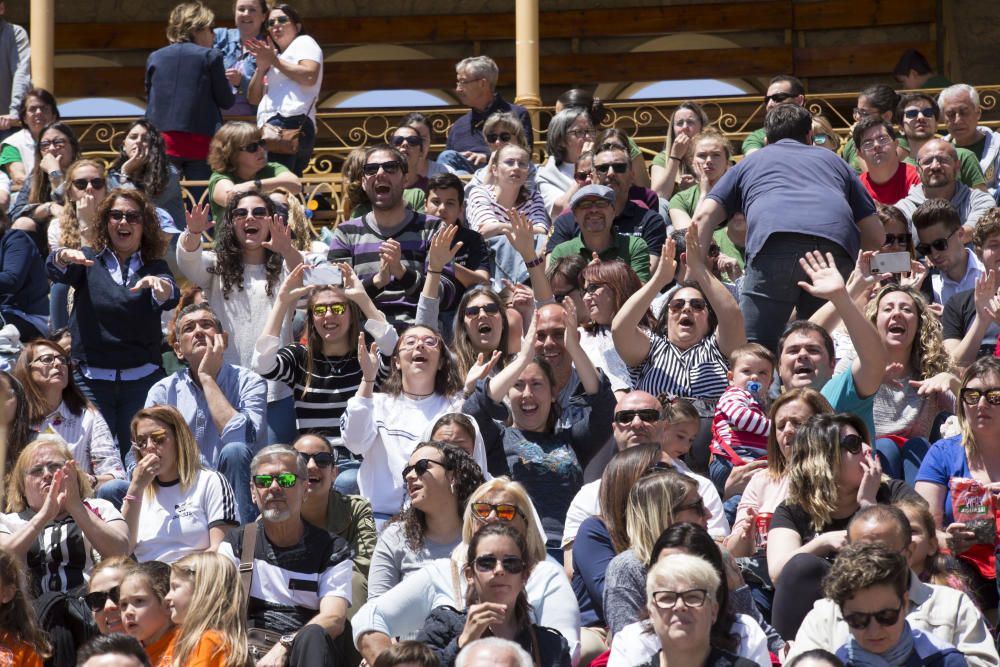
[856,449,882,507]
[340,263,369,304]
[185,203,214,236]
[262,215,293,256]
[652,238,678,289]
[121,139,149,177]
[975,270,998,322]
[244,38,277,69]
[130,275,173,302]
[502,209,538,261]
[62,459,82,507]
[358,333,379,381]
[464,351,502,394]
[37,468,66,523]
[562,297,581,349]
[277,263,312,305]
[899,259,929,290]
[798,251,846,300]
[428,224,462,273]
[683,222,708,277]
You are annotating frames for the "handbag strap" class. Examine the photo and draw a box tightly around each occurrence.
[239,520,259,616]
[529,626,541,667]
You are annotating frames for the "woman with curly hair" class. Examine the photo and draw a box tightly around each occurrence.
[0,547,51,665]
[767,413,920,640]
[368,441,486,599]
[47,188,179,453]
[107,119,186,232]
[179,189,304,445]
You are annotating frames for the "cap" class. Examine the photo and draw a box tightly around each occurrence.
[569,184,616,210]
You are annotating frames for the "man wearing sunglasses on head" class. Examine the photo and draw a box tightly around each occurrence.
[145,301,266,523]
[220,444,355,667]
[741,74,806,156]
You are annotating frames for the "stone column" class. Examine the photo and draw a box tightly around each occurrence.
[30,0,55,92]
[514,0,541,147]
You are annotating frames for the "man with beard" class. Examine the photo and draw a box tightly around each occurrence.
[854,116,920,205]
[328,144,457,328]
[220,444,354,667]
[145,302,265,523]
[893,138,993,238]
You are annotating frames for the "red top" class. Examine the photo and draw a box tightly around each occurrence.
[860,162,921,205]
[162,130,212,160]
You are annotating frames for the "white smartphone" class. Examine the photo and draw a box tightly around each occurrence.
[871,252,911,274]
[304,263,343,287]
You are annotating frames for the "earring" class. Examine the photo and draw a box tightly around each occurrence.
[450,481,455,494]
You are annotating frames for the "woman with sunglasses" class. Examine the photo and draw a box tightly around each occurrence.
[121,405,239,563]
[916,356,1000,613]
[353,477,580,665]
[417,523,571,667]
[453,287,514,391]
[0,436,130,594]
[651,102,710,201]
[823,542,966,666]
[84,556,135,635]
[180,190,304,446]
[465,112,537,194]
[369,442,485,599]
[48,188,179,455]
[767,413,920,640]
[207,120,302,224]
[13,339,128,504]
[107,119,185,233]
[343,324,464,525]
[246,4,323,176]
[48,159,107,256]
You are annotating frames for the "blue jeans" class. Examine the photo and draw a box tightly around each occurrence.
[875,436,931,487]
[740,233,853,352]
[266,114,315,177]
[49,282,70,332]
[436,150,478,175]
[334,456,360,496]
[95,478,130,510]
[76,368,166,460]
[217,441,257,523]
[266,395,297,446]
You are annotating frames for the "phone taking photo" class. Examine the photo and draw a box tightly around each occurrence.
[304,263,344,287]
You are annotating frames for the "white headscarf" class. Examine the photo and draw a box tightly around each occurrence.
[421,411,492,480]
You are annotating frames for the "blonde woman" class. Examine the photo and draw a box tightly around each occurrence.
[811,115,842,153]
[602,470,708,636]
[267,186,328,260]
[164,551,251,667]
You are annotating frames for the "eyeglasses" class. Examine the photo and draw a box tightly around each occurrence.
[72,177,106,190]
[401,458,450,480]
[840,433,864,455]
[298,451,336,468]
[108,209,142,224]
[903,108,936,120]
[860,135,893,152]
[267,15,290,27]
[132,431,168,449]
[470,502,525,522]
[39,138,68,150]
[567,128,595,139]
[486,132,512,144]
[82,587,120,612]
[883,233,912,246]
[474,555,526,574]
[594,162,628,174]
[465,303,500,318]
[252,472,299,488]
[455,77,484,87]
[363,160,403,176]
[31,353,67,368]
[843,603,903,630]
[240,142,262,153]
[674,497,707,516]
[765,92,794,104]
[312,303,347,317]
[27,461,65,477]
[960,387,1000,406]
[574,170,590,182]
[583,283,605,294]
[576,199,611,211]
[399,335,440,350]
[553,291,577,304]
[391,135,422,147]
[614,408,661,424]
[233,206,269,220]
[651,589,709,610]
[915,228,958,256]
[667,298,708,312]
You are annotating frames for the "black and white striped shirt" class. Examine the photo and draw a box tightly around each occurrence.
[628,332,729,400]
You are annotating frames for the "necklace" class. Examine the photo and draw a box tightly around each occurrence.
[402,389,434,399]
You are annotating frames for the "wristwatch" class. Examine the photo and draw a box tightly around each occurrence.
[279,633,296,649]
[254,178,263,190]
[48,169,63,180]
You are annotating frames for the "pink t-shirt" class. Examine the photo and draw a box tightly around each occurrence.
[736,469,790,524]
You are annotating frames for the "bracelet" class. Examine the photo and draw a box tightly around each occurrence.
[525,255,544,269]
[123,494,139,502]
[427,269,441,274]
[361,378,376,385]
[254,178,263,190]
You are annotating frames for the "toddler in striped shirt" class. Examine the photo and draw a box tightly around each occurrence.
[710,343,775,467]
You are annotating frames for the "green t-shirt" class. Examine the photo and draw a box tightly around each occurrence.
[713,228,745,269]
[207,162,291,222]
[626,136,641,160]
[550,233,650,282]
[900,137,987,189]
[350,188,426,219]
[0,143,21,169]
[840,137,863,173]
[962,134,988,161]
[741,127,767,154]
[668,184,701,216]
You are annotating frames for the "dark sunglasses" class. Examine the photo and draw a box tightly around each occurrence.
[915,228,958,256]
[39,138,67,150]
[465,303,500,318]
[843,604,903,630]
[903,108,936,120]
[574,170,590,182]
[267,15,291,26]
[470,502,525,522]
[83,587,120,612]
[486,132,512,143]
[363,160,403,176]
[474,555,526,574]
[233,206,269,220]
[583,283,605,294]
[298,451,336,468]
[72,177,106,190]
[391,135,422,147]
[108,209,142,224]
[594,162,628,174]
[840,433,864,455]
[765,92,795,104]
[883,232,912,246]
[667,298,708,312]
[553,291,577,304]
[240,141,262,153]
[401,458,450,480]
[252,472,299,488]
[960,387,1000,406]
[614,408,662,424]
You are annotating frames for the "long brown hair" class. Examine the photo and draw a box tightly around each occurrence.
[599,443,663,554]
[91,188,167,262]
[13,339,89,423]
[380,326,463,398]
[58,159,107,249]
[303,286,361,390]
[765,388,833,477]
[464,523,532,627]
[580,259,650,332]
[28,121,80,205]
[453,287,510,380]
[0,548,52,658]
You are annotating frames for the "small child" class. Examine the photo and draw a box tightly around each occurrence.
[710,343,775,467]
[896,498,971,594]
[661,398,702,463]
[119,561,177,667]
[0,548,49,667]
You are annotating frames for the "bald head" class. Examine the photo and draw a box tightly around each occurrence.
[613,390,665,450]
[847,504,912,555]
[917,138,958,163]
[915,138,959,191]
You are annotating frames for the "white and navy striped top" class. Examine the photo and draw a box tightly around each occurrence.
[465,183,551,234]
[628,332,730,400]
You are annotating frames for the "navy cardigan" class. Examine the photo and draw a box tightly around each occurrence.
[0,229,48,318]
[145,42,234,137]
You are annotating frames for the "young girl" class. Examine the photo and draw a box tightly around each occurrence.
[119,561,177,666]
[661,398,702,463]
[164,551,250,667]
[896,498,970,594]
[0,547,50,666]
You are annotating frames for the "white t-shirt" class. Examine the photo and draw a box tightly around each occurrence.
[132,469,238,563]
[608,614,770,667]
[256,34,323,126]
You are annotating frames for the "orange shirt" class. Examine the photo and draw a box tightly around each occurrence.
[0,633,43,667]
[160,630,230,667]
[146,626,179,667]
